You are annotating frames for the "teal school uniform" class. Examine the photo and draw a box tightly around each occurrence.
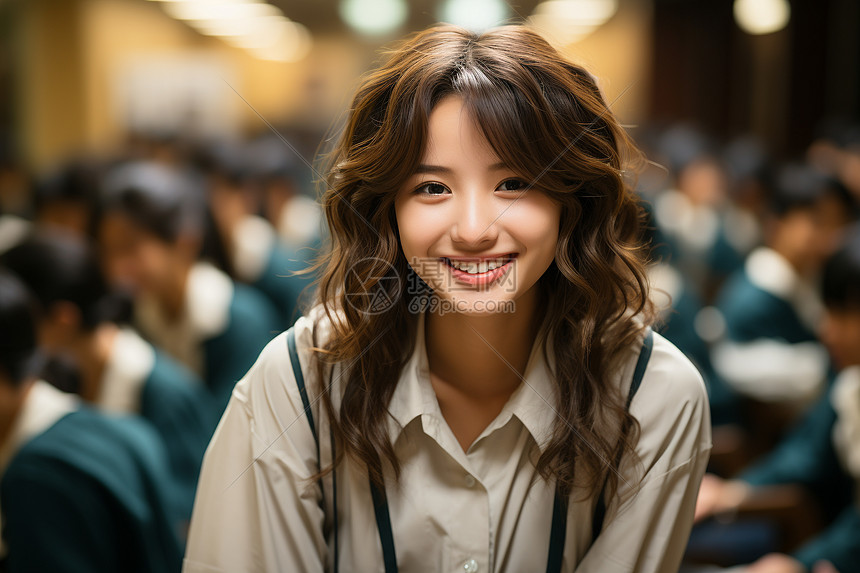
[710,247,830,404]
[649,262,740,426]
[717,271,816,346]
[135,261,282,416]
[201,281,281,412]
[98,327,218,519]
[0,382,184,573]
[651,189,750,295]
[231,214,318,329]
[141,351,218,490]
[739,369,860,572]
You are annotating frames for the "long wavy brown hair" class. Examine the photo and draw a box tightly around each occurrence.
[301,23,655,505]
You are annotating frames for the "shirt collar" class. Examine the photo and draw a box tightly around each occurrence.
[0,380,79,475]
[136,261,234,342]
[386,308,558,454]
[745,247,801,300]
[830,366,860,481]
[745,246,824,330]
[97,327,155,414]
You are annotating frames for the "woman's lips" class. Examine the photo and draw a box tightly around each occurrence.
[440,253,517,287]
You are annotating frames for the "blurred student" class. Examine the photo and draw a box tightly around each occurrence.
[96,160,281,413]
[0,269,184,572]
[807,120,860,203]
[32,158,102,238]
[722,135,772,258]
[245,134,325,251]
[0,147,31,256]
[711,163,856,409]
[695,227,860,573]
[196,139,317,328]
[651,125,747,297]
[644,211,737,427]
[1,231,217,521]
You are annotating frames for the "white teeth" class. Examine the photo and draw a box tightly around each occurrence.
[446,256,512,274]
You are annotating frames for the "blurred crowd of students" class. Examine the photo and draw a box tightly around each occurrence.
[0,130,322,572]
[634,123,860,573]
[1,119,860,572]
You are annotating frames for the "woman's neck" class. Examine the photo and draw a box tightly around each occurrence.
[424,288,541,401]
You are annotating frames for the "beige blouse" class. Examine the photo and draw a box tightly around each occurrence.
[183,305,712,572]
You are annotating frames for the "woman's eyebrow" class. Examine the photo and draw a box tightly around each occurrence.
[414,161,508,174]
[415,164,451,175]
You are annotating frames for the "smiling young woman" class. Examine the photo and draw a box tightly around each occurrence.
[183,24,711,573]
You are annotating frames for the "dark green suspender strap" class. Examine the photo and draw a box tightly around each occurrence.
[546,326,654,573]
[369,479,399,573]
[286,327,339,572]
[290,325,653,573]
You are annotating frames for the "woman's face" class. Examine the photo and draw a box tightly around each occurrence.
[394,95,561,315]
[98,212,183,299]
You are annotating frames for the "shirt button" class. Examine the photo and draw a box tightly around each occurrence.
[463,558,478,573]
[464,474,476,488]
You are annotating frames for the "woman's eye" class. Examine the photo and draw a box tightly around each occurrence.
[496,179,527,193]
[415,182,450,196]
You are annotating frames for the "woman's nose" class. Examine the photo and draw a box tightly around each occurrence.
[450,188,500,247]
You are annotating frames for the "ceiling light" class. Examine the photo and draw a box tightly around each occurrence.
[438,0,510,32]
[733,0,790,35]
[339,0,408,37]
[528,0,619,45]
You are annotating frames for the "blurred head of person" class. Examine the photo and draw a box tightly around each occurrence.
[723,135,773,216]
[0,269,42,422]
[192,139,258,237]
[0,139,31,218]
[1,232,129,400]
[245,134,307,225]
[764,162,857,277]
[96,161,205,316]
[123,129,190,168]
[820,226,860,369]
[807,118,860,200]
[33,158,103,237]
[658,124,727,207]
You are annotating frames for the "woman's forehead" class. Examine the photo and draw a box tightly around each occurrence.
[420,95,505,168]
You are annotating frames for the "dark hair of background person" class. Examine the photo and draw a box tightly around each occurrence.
[822,224,860,310]
[1,231,130,330]
[97,161,206,244]
[768,162,857,218]
[0,269,41,385]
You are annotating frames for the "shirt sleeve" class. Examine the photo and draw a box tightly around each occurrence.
[574,333,713,573]
[183,329,327,573]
